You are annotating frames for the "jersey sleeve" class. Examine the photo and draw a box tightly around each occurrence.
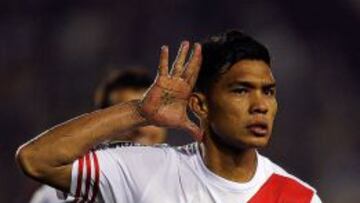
[63,144,172,203]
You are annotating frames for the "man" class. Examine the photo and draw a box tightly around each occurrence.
[17,30,321,202]
[29,68,167,203]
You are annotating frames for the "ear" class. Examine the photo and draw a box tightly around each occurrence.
[188,92,208,120]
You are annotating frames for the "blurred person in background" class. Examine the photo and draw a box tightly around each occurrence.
[29,68,167,203]
[93,68,167,145]
[19,30,321,203]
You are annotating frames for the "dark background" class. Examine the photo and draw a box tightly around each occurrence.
[1,0,359,202]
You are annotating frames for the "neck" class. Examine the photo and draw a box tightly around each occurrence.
[200,132,258,183]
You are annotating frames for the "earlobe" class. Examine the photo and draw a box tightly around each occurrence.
[188,93,208,119]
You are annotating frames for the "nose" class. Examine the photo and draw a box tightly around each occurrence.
[249,93,268,115]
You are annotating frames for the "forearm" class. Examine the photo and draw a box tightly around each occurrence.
[16,100,147,178]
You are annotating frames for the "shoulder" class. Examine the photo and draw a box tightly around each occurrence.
[94,141,174,157]
[88,142,199,178]
[256,154,321,202]
[95,141,170,151]
[95,141,198,157]
[259,154,316,191]
[68,142,185,202]
[92,141,186,170]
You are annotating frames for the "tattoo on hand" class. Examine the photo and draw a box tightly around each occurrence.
[161,90,175,105]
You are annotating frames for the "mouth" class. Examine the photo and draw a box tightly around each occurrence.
[246,122,269,136]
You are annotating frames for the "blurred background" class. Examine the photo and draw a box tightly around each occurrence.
[1,0,359,202]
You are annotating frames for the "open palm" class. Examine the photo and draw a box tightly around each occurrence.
[140,41,203,140]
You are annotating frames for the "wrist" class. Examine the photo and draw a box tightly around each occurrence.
[127,99,150,127]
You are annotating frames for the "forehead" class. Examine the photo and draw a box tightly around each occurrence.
[219,59,275,85]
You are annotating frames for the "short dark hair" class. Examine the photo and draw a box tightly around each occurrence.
[195,30,271,93]
[94,68,152,108]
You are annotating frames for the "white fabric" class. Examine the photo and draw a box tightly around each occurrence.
[63,142,321,203]
[30,185,65,203]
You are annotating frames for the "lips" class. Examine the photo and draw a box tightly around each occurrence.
[246,122,269,136]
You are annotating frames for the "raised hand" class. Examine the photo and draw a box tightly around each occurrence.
[140,41,203,141]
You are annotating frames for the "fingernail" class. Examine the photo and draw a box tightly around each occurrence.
[182,41,189,47]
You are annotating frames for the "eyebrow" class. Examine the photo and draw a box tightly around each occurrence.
[228,81,276,89]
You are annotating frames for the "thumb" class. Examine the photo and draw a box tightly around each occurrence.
[183,119,203,141]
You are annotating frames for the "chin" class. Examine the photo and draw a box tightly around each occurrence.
[232,135,270,149]
[247,136,271,148]
[215,138,269,152]
[209,130,271,150]
[248,141,269,149]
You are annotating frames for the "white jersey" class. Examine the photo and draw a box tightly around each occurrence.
[62,142,321,203]
[30,185,67,203]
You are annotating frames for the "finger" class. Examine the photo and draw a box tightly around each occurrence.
[183,43,202,87]
[183,119,203,141]
[158,45,169,76]
[170,41,190,77]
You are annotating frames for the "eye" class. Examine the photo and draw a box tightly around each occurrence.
[263,88,275,96]
[232,87,248,95]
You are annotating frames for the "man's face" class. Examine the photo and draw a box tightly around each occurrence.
[206,59,277,149]
[109,87,167,145]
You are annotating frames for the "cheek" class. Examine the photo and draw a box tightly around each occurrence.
[268,99,278,117]
[209,98,248,131]
[265,99,278,133]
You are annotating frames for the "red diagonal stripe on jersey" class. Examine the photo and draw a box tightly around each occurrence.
[73,157,84,203]
[89,151,100,203]
[81,153,92,202]
[248,174,314,203]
